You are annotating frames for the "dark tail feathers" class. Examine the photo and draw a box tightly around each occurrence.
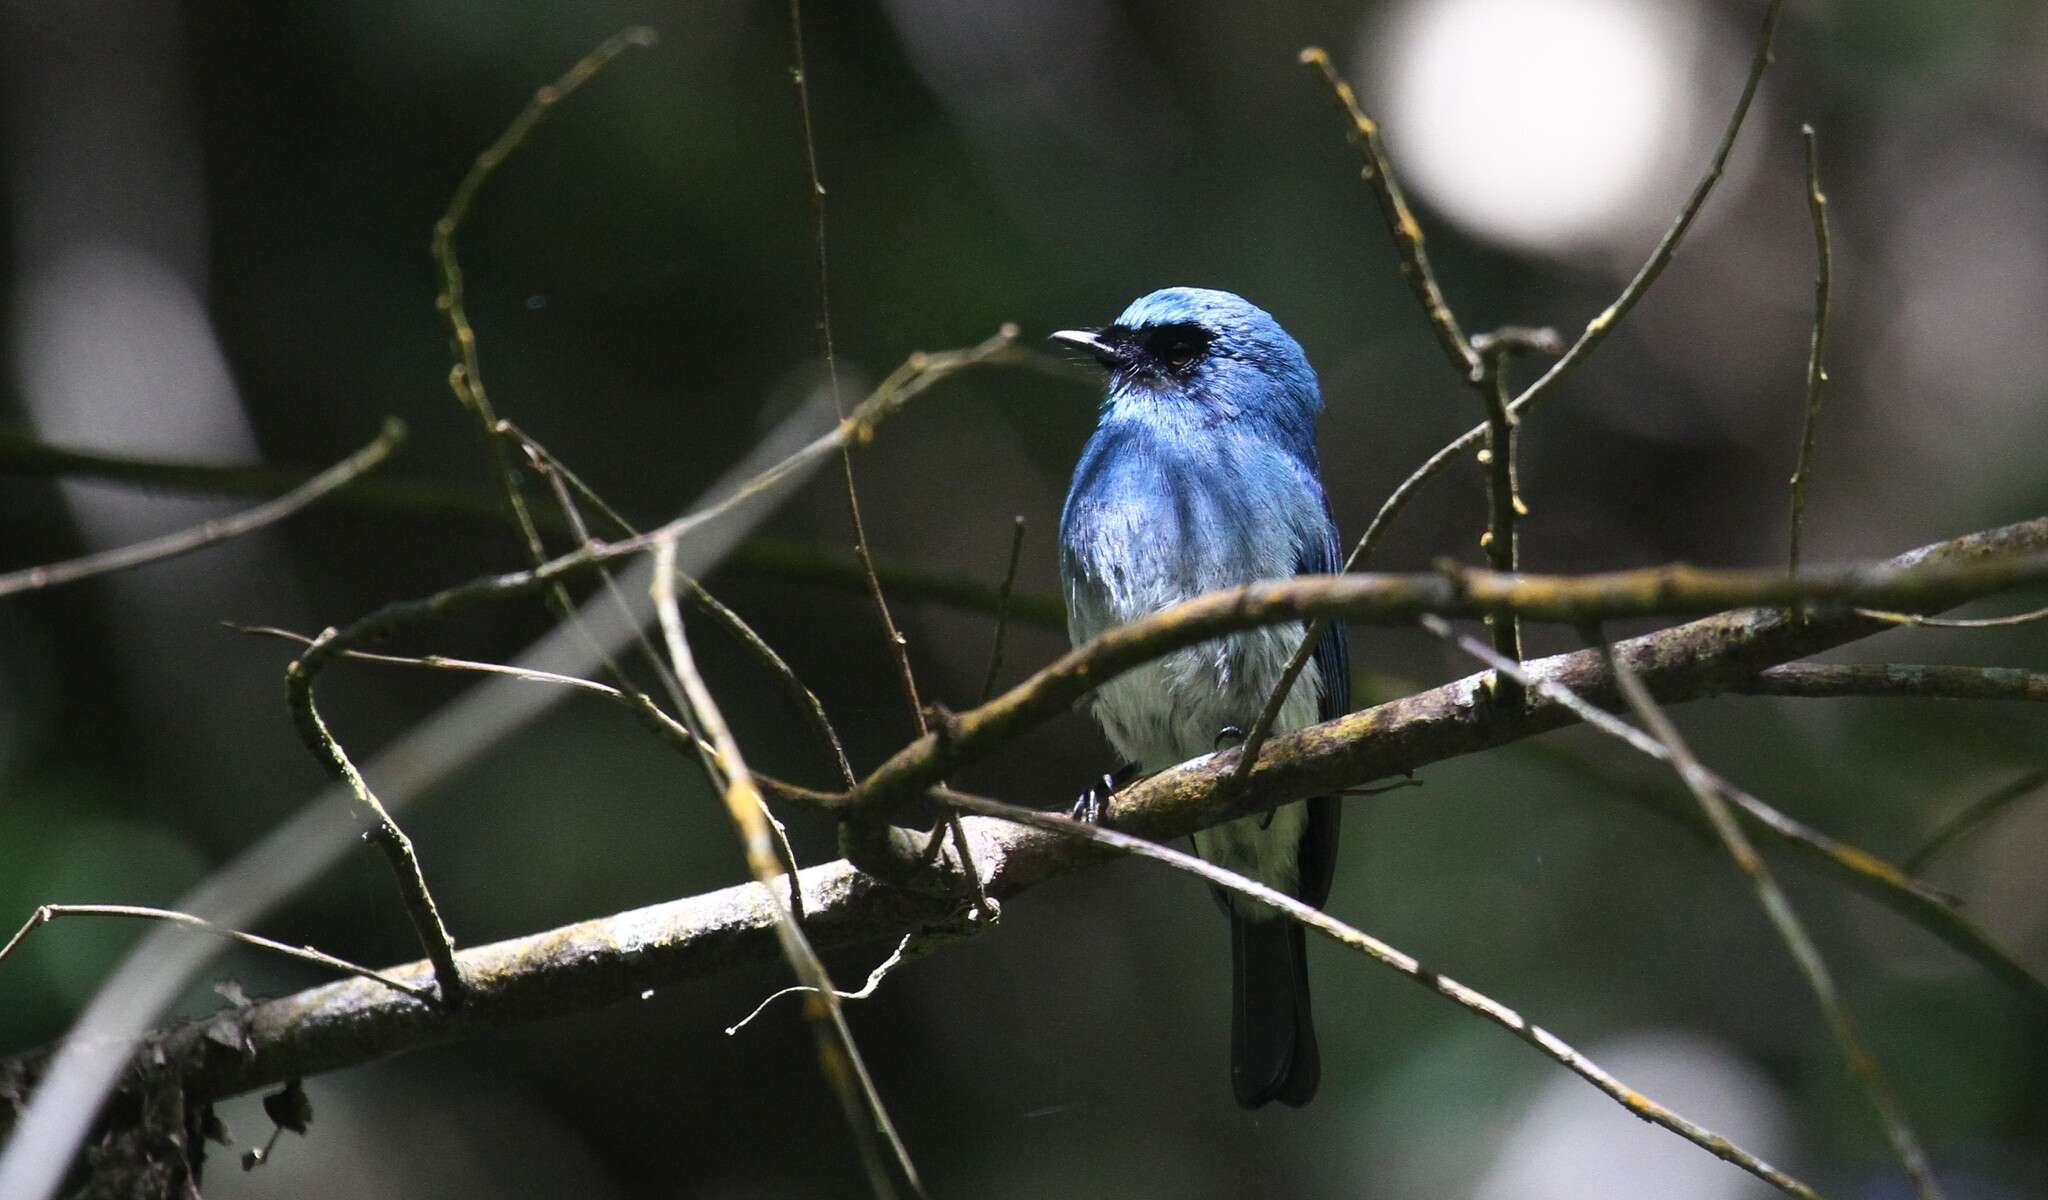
[1230,912,1319,1108]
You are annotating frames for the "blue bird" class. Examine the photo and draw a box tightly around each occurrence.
[1054,287,1349,1108]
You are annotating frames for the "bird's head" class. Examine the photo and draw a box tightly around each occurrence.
[1051,287,1321,431]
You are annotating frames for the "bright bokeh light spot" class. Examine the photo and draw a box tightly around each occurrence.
[1371,0,1692,254]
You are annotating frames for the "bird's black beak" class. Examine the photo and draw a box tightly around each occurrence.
[1049,328,1125,369]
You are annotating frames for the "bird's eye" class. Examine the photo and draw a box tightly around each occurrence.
[1146,326,1208,372]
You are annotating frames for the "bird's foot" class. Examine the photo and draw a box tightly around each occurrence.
[1069,762,1140,826]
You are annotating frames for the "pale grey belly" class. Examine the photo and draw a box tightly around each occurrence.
[1083,617,1323,902]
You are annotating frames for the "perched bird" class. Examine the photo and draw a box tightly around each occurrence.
[1054,287,1349,1108]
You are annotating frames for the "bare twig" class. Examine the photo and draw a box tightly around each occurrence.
[1477,347,1525,706]
[230,624,836,815]
[977,516,1028,704]
[1598,638,1945,1200]
[431,25,657,567]
[725,933,914,1036]
[939,789,1822,1200]
[1787,123,1834,586]
[1903,768,2048,875]
[784,0,991,906]
[0,905,435,1002]
[785,0,924,738]
[305,38,660,993]
[1741,663,2048,703]
[1853,603,2048,629]
[284,646,466,1006]
[1508,0,1785,424]
[652,541,922,1200]
[0,420,405,600]
[1298,46,1477,379]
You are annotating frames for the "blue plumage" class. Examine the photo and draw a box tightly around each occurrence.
[1055,287,1349,1108]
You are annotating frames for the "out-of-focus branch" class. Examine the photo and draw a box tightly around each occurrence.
[1904,768,2048,875]
[1741,663,2048,703]
[0,420,405,600]
[1854,603,2048,629]
[977,516,1029,703]
[1787,124,1834,586]
[432,25,658,569]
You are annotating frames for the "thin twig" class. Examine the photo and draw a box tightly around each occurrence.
[431,26,657,568]
[1853,603,2048,629]
[1787,123,1834,588]
[228,624,831,811]
[784,0,919,732]
[1597,636,1945,1200]
[1477,347,1524,706]
[939,789,1822,1200]
[783,0,985,912]
[1507,0,1785,424]
[1297,46,1477,379]
[977,516,1028,704]
[794,5,1001,906]
[725,933,914,1036]
[1741,663,2048,703]
[284,648,466,1006]
[1903,768,2048,875]
[652,541,922,1200]
[278,329,1023,843]
[0,421,405,600]
[502,426,816,917]
[0,905,434,1002]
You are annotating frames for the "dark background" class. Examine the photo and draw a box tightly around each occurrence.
[3,1,2045,1196]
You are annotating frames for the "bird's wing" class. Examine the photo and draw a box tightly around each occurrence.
[1296,495,1348,910]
